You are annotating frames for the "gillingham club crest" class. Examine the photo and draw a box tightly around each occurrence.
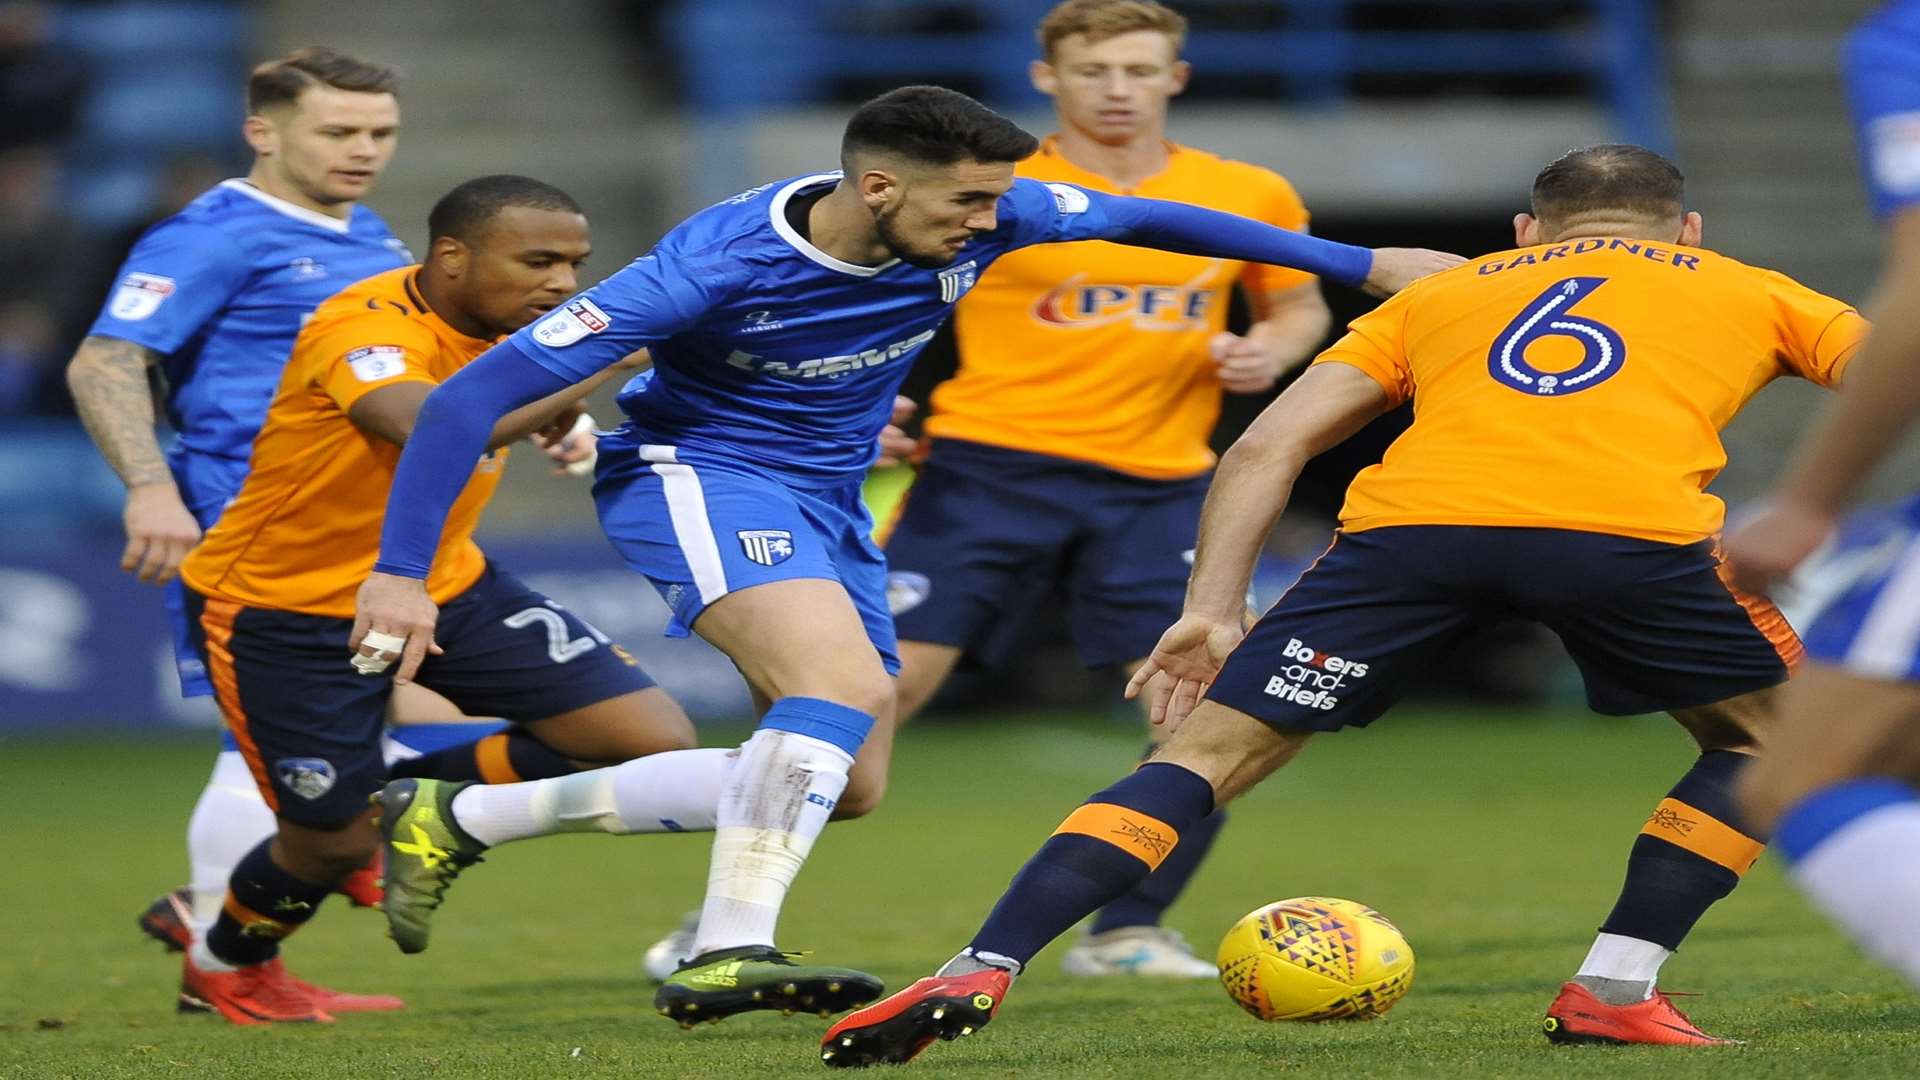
[738,529,795,566]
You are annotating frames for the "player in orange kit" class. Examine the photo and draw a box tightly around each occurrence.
[819,144,1869,1065]
[173,176,704,1024]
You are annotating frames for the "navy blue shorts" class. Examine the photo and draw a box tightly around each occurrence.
[883,438,1208,669]
[1206,526,1800,733]
[183,563,654,827]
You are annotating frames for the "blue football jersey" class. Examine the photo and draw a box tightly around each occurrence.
[86,179,410,516]
[509,173,1118,487]
[1849,1,1920,220]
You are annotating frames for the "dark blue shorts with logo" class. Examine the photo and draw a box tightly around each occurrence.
[183,562,654,827]
[883,438,1209,669]
[1205,526,1800,733]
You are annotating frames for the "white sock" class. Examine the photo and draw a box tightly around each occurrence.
[1575,932,1671,997]
[689,729,853,956]
[1792,800,1920,987]
[448,747,735,847]
[186,751,276,946]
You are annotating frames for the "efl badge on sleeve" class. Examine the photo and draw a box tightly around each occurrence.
[345,344,407,382]
[532,298,612,348]
[738,529,795,567]
[275,758,338,801]
[107,272,176,322]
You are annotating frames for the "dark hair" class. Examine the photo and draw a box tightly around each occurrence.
[1531,144,1685,224]
[428,175,584,243]
[841,85,1039,170]
[247,46,399,113]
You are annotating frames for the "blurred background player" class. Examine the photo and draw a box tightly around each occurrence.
[1726,0,1920,990]
[62,45,461,998]
[821,144,1867,1066]
[642,0,1334,982]
[174,174,698,1023]
[351,85,1453,1028]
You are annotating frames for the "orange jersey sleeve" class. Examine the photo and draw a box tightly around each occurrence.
[182,267,504,616]
[929,140,1316,479]
[1313,240,1865,544]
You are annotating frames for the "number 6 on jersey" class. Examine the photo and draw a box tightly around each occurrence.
[1488,276,1625,396]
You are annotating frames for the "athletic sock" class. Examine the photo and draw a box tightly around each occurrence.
[186,749,278,946]
[1580,750,1765,1003]
[196,839,332,970]
[1090,808,1227,934]
[965,762,1216,970]
[688,698,873,957]
[388,727,578,783]
[1779,779,1920,987]
[447,747,735,846]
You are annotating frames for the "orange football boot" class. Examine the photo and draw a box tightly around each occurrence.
[820,967,1010,1068]
[1543,981,1739,1045]
[179,956,333,1025]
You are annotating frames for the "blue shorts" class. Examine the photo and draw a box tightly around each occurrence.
[1207,526,1800,733]
[1792,495,1920,682]
[593,442,900,675]
[182,562,654,827]
[164,453,248,700]
[883,439,1207,669]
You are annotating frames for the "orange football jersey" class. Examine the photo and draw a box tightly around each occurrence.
[1316,239,1869,544]
[929,137,1314,479]
[182,266,506,616]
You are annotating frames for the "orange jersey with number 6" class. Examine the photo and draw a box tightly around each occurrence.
[929,138,1314,479]
[1314,239,1869,544]
[181,266,505,616]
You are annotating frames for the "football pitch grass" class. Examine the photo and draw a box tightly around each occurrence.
[5,707,1917,1079]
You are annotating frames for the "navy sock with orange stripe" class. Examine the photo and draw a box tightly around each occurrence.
[204,839,332,967]
[388,729,578,784]
[965,763,1215,970]
[1597,749,1766,954]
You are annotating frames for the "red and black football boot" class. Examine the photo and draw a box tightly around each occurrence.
[820,968,1010,1068]
[178,956,333,1025]
[137,888,193,953]
[1543,981,1739,1046]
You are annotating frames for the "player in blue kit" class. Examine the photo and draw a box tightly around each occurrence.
[1725,0,1920,989]
[352,85,1456,1026]
[65,48,533,1013]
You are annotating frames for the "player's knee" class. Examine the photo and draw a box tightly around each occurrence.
[1733,754,1804,835]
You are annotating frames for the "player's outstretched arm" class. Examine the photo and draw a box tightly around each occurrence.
[65,334,201,584]
[1084,192,1464,297]
[346,359,628,451]
[1726,208,1920,592]
[1126,361,1390,727]
[353,340,577,683]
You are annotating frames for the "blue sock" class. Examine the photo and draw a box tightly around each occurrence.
[1777,778,1917,863]
[968,763,1215,969]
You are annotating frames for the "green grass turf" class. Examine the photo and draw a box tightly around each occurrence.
[3,708,1917,1079]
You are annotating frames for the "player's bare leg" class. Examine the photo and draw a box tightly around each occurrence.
[646,578,889,1025]
[823,701,1305,1066]
[1545,686,1776,1046]
[1737,665,1920,987]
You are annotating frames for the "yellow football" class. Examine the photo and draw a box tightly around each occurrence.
[1216,896,1415,1021]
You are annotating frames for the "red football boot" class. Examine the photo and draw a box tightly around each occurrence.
[178,956,333,1025]
[1543,981,1739,1046]
[820,967,1010,1068]
[138,888,194,953]
[338,848,385,908]
[270,958,406,1013]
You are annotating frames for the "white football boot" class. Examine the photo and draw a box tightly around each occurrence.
[1060,925,1219,978]
[640,911,700,983]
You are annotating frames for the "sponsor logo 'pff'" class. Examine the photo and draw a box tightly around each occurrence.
[1263,637,1370,711]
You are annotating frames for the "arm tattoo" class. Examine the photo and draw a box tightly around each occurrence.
[66,334,172,488]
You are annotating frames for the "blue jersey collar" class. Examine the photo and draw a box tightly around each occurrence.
[768,173,900,278]
[218,178,354,234]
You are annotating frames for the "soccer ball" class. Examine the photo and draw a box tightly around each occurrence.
[1216,896,1415,1021]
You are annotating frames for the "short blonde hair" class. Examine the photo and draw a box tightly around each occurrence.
[1037,0,1188,60]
